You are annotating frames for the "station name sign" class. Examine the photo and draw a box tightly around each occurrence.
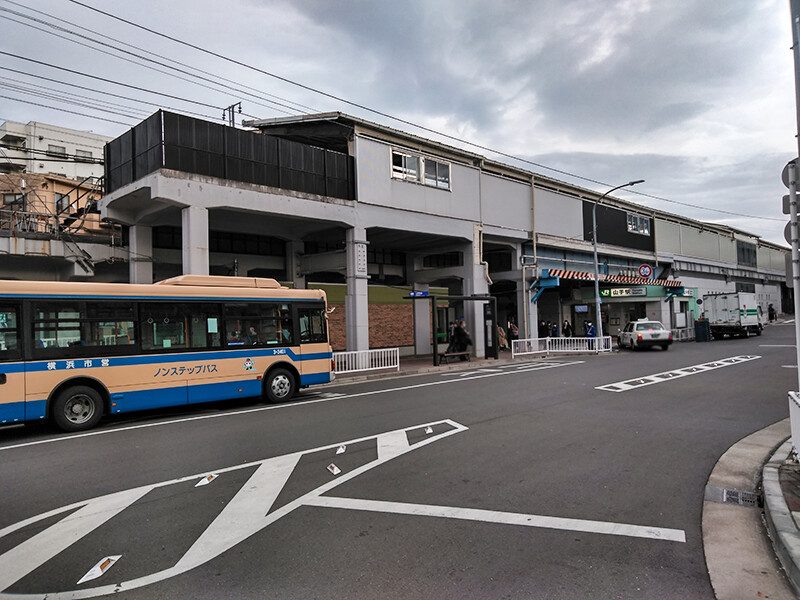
[600,287,647,298]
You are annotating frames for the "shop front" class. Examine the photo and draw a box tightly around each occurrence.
[532,269,686,338]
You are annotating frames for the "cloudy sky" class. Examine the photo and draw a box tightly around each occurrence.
[1,0,797,245]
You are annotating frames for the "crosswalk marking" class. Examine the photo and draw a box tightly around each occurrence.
[441,360,583,378]
[596,355,761,392]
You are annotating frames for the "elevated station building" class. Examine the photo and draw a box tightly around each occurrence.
[96,110,788,356]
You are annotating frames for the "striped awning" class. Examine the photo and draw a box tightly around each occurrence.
[544,269,682,288]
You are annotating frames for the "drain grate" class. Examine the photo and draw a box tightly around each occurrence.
[723,488,760,507]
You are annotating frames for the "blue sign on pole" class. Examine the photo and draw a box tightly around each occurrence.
[409,291,430,297]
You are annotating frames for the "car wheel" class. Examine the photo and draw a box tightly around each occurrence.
[264,368,295,404]
[52,385,103,432]
[662,344,669,351]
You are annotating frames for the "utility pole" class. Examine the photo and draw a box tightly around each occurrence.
[223,103,242,128]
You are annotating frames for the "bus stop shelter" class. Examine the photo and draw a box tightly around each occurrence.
[405,293,498,366]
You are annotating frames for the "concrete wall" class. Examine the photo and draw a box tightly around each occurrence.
[354,136,531,235]
[534,188,583,240]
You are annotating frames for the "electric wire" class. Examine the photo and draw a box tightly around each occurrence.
[0,6,304,119]
[2,0,320,116]
[1,1,784,226]
[61,0,786,224]
[0,94,135,126]
[0,72,227,122]
[0,80,152,119]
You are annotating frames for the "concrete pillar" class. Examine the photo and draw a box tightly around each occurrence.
[181,206,209,275]
[412,282,432,355]
[129,224,153,284]
[463,257,490,359]
[287,240,306,288]
[345,226,369,351]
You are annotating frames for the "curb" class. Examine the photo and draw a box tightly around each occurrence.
[764,438,800,597]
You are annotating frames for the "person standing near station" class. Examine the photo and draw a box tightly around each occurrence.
[562,319,573,337]
[586,320,596,349]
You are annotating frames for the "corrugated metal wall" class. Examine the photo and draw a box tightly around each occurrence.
[104,111,355,200]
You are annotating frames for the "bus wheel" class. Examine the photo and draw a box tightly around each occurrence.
[265,369,295,404]
[52,386,103,432]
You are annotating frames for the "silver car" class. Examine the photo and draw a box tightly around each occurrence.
[618,319,673,351]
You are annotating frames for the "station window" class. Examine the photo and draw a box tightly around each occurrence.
[627,213,651,236]
[736,240,757,268]
[391,150,450,190]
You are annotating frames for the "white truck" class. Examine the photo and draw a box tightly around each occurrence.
[702,292,763,339]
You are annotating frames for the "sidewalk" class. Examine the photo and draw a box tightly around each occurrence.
[331,351,523,385]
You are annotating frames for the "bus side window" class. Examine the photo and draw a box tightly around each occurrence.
[0,304,20,358]
[141,303,187,351]
[32,302,84,351]
[86,302,136,348]
[187,305,222,349]
[298,307,327,344]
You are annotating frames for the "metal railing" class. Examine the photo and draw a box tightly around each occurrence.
[512,336,613,357]
[671,327,695,342]
[333,347,400,374]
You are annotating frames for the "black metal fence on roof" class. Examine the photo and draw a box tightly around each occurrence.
[104,111,355,200]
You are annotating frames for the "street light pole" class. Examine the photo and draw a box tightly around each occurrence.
[592,179,645,351]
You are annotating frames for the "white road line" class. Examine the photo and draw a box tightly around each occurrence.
[0,487,150,592]
[596,355,761,393]
[0,420,469,599]
[760,345,797,348]
[0,363,582,452]
[304,496,686,543]
[176,453,300,571]
[377,430,410,461]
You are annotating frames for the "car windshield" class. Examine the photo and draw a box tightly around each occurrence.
[635,322,664,331]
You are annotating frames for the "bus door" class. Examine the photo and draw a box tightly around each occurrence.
[0,303,25,425]
[296,304,331,385]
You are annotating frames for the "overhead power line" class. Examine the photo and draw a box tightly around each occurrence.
[0,70,226,122]
[0,94,135,126]
[61,0,784,224]
[0,3,312,119]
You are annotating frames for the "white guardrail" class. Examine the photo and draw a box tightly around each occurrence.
[512,336,613,357]
[333,347,400,374]
[671,327,695,342]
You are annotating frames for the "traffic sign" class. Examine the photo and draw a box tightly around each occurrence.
[638,264,652,278]
[783,159,799,188]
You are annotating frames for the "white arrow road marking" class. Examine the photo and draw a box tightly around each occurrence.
[304,497,686,543]
[377,430,410,461]
[0,420,461,599]
[0,417,685,600]
[0,487,150,593]
[176,453,300,572]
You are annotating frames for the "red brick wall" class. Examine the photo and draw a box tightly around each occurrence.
[327,303,415,351]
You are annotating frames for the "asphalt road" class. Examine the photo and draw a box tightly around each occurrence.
[0,323,796,599]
